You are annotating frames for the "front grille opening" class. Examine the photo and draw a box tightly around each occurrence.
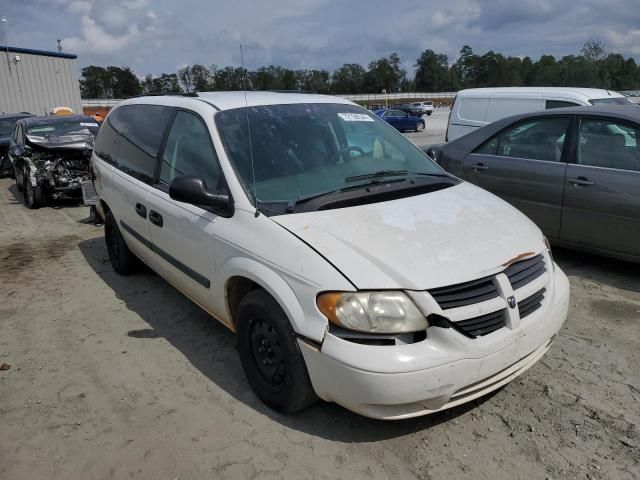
[329,324,426,346]
[504,254,546,290]
[518,288,546,319]
[429,276,499,309]
[452,309,506,338]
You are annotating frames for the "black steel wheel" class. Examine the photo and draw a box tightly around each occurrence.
[249,318,287,393]
[104,210,139,275]
[237,289,317,414]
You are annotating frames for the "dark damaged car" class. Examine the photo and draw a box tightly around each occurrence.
[9,115,100,209]
[0,112,34,177]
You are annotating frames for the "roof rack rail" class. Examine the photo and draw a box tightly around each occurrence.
[266,89,315,94]
[126,92,199,99]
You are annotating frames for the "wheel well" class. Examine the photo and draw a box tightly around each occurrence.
[226,276,262,325]
[97,199,110,221]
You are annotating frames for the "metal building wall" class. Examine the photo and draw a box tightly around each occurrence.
[0,48,82,115]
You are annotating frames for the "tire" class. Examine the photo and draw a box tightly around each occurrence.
[416,122,425,132]
[23,174,46,209]
[104,210,139,275]
[236,289,317,414]
[427,112,432,116]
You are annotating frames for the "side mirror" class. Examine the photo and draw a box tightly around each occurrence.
[169,176,230,209]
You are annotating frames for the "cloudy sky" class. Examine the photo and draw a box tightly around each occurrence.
[3,0,639,75]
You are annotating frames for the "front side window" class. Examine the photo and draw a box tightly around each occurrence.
[578,118,640,171]
[215,103,443,204]
[160,111,221,190]
[473,117,569,162]
[96,104,174,184]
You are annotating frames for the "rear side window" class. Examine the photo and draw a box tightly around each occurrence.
[95,104,174,184]
[546,100,580,109]
[578,118,640,171]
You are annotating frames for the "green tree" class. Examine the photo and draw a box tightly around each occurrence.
[331,63,366,93]
[363,53,406,93]
[414,50,450,91]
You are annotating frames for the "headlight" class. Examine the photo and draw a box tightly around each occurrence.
[543,236,555,270]
[316,291,428,333]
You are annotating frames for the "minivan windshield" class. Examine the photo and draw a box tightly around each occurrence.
[215,103,443,204]
[589,97,634,105]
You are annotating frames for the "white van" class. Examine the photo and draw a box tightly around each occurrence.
[447,87,633,141]
[92,92,569,419]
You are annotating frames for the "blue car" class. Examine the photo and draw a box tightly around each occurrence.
[374,109,425,132]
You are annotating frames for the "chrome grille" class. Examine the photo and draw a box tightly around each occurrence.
[504,254,546,290]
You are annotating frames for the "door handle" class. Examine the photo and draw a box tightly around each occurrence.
[135,203,147,218]
[149,210,163,227]
[470,163,489,171]
[567,177,594,187]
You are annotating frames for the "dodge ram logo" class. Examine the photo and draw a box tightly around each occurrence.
[507,296,517,309]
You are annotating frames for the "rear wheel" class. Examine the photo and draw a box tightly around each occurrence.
[237,289,317,414]
[416,121,425,132]
[104,210,139,275]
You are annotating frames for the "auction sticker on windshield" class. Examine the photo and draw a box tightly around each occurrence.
[337,113,374,122]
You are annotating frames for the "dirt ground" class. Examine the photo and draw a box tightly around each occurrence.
[1,162,639,479]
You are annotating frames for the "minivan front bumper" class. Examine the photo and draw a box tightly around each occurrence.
[299,266,570,420]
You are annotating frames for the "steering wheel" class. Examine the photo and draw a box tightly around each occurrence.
[328,146,365,163]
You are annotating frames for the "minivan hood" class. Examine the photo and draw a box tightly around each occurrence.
[272,182,544,290]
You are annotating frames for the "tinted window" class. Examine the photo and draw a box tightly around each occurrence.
[578,118,640,171]
[95,104,173,184]
[473,136,499,155]
[0,120,14,137]
[494,117,569,161]
[546,100,580,109]
[160,111,221,190]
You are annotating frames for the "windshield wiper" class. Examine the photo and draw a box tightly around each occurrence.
[344,170,448,183]
[344,169,408,182]
[285,188,348,213]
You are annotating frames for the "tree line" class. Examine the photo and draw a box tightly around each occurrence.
[79,41,640,99]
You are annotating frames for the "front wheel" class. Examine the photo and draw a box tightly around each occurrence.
[426,112,432,116]
[237,289,317,414]
[23,174,46,209]
[416,122,425,132]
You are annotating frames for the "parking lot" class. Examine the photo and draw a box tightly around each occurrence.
[1,137,639,480]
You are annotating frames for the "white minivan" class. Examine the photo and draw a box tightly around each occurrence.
[92,92,570,420]
[447,87,634,141]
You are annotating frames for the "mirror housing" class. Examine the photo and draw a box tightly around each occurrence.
[169,176,231,210]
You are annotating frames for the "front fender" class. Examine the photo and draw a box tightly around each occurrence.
[218,256,329,343]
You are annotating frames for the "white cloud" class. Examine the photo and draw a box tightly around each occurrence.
[61,0,159,55]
